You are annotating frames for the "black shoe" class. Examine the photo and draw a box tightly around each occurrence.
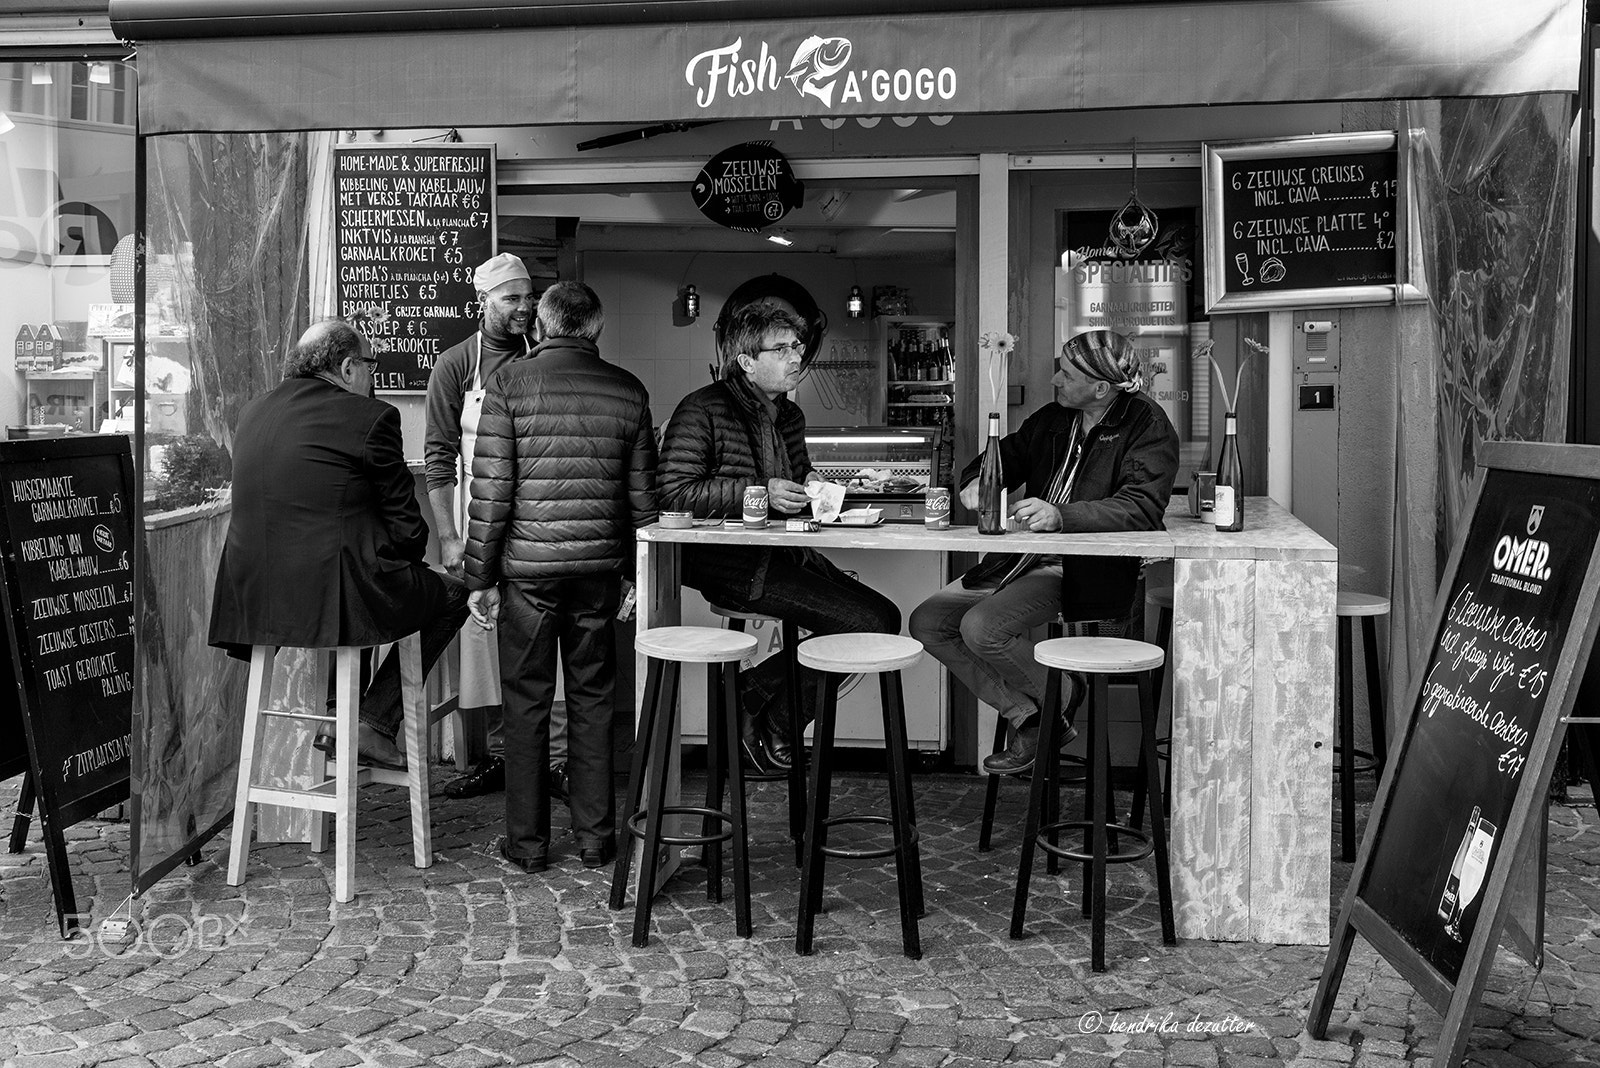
[759,711,795,771]
[499,840,548,874]
[982,709,1082,777]
[314,724,407,770]
[579,841,616,869]
[548,761,569,805]
[445,756,505,799]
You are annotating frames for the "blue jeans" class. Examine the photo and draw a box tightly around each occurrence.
[908,562,1063,728]
[700,550,901,725]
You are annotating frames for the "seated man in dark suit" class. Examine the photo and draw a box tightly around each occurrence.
[209,319,469,768]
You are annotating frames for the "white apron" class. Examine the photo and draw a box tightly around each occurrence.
[456,334,501,709]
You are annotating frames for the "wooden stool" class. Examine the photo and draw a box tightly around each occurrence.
[610,625,758,948]
[227,634,443,903]
[1336,591,1390,862]
[709,603,807,866]
[1011,636,1175,972]
[1131,585,1175,830]
[795,633,926,960]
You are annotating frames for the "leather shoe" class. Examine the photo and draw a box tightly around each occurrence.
[548,760,569,804]
[579,841,616,869]
[312,723,407,770]
[982,708,1083,777]
[444,755,504,799]
[499,840,548,874]
[759,711,795,771]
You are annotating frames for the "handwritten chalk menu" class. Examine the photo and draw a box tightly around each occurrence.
[0,436,135,935]
[1204,131,1418,312]
[333,144,496,392]
[1311,442,1600,1068]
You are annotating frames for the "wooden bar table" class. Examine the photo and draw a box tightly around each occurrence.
[635,497,1336,945]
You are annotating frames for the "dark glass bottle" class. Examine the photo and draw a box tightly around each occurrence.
[978,412,1005,535]
[1213,412,1244,531]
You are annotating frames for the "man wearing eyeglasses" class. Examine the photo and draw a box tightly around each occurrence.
[210,318,469,769]
[659,302,900,774]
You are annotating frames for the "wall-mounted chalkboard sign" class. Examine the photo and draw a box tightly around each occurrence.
[1310,441,1600,1068]
[690,141,805,232]
[1203,131,1424,312]
[0,436,136,936]
[332,143,497,393]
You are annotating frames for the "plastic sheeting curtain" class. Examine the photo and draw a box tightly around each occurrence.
[1388,95,1576,713]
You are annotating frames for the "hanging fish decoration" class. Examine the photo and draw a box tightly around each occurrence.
[691,141,806,233]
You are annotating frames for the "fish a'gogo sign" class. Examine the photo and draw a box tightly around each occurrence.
[686,34,960,111]
[691,142,806,232]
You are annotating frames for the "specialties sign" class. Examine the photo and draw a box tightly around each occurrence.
[691,142,805,232]
[333,144,496,392]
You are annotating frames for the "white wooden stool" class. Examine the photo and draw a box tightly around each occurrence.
[1011,636,1175,972]
[611,625,759,947]
[1336,590,1390,862]
[227,634,445,903]
[795,633,925,960]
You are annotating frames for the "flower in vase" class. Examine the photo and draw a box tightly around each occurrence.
[980,331,1017,356]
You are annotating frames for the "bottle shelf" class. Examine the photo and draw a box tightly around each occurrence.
[888,379,956,388]
[888,399,952,407]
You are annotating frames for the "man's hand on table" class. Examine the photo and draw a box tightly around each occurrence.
[1009,497,1063,533]
[959,480,980,511]
[767,477,810,515]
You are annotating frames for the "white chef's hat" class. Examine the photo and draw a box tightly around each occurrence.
[472,253,530,294]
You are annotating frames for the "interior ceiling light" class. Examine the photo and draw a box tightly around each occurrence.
[31,64,53,86]
[766,231,794,247]
[89,62,112,85]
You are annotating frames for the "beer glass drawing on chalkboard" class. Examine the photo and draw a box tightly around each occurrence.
[1436,805,1480,924]
[1235,252,1253,285]
[1444,816,1496,942]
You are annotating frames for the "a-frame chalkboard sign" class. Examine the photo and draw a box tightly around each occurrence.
[1310,441,1600,1066]
[0,436,136,937]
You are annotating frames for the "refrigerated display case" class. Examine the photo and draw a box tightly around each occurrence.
[806,425,941,524]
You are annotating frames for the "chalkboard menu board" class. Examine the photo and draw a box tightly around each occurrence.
[332,144,496,392]
[1203,132,1420,312]
[1311,442,1600,1068]
[0,435,135,934]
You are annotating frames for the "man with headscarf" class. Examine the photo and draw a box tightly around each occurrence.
[424,253,569,803]
[658,301,900,773]
[910,328,1178,775]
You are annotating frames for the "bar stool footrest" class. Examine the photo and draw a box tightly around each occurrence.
[624,806,735,848]
[1333,745,1381,775]
[819,813,920,860]
[1037,820,1153,864]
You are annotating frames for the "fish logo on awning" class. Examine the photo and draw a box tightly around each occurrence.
[786,36,852,107]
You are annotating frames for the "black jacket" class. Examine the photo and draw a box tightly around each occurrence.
[657,379,814,600]
[962,390,1179,621]
[464,336,657,586]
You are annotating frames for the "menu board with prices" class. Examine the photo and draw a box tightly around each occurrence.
[1204,132,1420,312]
[1311,442,1600,1068]
[0,436,135,935]
[332,144,496,392]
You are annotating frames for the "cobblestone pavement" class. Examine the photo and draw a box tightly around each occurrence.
[0,770,1595,1068]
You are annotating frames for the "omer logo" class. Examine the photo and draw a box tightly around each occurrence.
[1493,506,1553,582]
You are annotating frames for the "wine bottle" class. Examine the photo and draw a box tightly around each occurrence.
[1213,412,1244,532]
[978,412,1005,535]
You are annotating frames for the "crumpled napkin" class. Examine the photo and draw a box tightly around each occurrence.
[806,480,847,524]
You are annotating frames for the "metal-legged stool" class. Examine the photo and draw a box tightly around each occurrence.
[1011,636,1175,972]
[610,625,758,947]
[1131,585,1175,830]
[795,633,926,960]
[1336,591,1390,862]
[227,634,443,903]
[708,604,807,865]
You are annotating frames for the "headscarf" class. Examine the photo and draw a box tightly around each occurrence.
[1062,329,1144,393]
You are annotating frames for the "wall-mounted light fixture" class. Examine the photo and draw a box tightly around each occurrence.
[89,62,112,85]
[31,64,53,86]
[846,285,865,319]
[681,284,700,320]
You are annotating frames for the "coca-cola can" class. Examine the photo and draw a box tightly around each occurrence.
[924,486,952,529]
[742,484,769,528]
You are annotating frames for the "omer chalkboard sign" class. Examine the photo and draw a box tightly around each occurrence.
[1310,441,1600,1068]
[1203,131,1423,312]
[0,436,136,936]
[333,143,496,393]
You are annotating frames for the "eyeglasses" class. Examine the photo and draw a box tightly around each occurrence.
[352,355,379,370]
[758,341,805,358]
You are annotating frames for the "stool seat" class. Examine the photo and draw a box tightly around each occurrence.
[636,626,758,664]
[709,603,771,622]
[1337,591,1390,617]
[1145,585,1174,610]
[797,633,923,674]
[1035,636,1164,674]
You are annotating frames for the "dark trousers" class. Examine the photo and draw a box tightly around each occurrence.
[359,570,471,737]
[498,574,620,862]
[700,551,901,726]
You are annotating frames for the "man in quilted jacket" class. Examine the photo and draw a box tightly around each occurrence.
[463,281,657,873]
[658,301,900,774]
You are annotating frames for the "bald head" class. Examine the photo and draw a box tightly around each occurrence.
[285,319,367,379]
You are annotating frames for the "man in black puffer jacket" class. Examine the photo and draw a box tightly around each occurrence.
[464,281,657,874]
[658,302,900,773]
